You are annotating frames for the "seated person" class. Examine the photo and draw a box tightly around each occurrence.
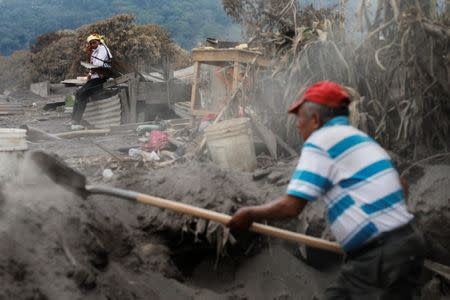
[71,33,112,130]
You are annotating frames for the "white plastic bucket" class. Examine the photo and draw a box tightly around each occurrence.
[0,128,27,182]
[0,128,27,151]
[205,118,257,172]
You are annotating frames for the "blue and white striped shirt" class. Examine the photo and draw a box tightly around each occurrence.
[287,116,413,252]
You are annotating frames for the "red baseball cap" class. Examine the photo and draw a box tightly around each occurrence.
[288,81,350,114]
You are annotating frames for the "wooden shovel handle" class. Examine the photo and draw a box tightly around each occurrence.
[87,185,343,254]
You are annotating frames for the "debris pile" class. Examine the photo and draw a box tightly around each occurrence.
[126,122,187,165]
[222,0,450,158]
[223,1,352,145]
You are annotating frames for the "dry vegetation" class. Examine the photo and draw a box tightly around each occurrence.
[0,51,33,93]
[355,0,450,157]
[30,31,77,84]
[0,14,190,91]
[222,0,450,158]
[33,14,190,82]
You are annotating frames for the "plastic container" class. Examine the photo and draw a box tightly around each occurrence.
[0,128,27,151]
[204,118,257,172]
[0,128,27,182]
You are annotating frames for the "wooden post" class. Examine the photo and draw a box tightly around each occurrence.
[119,88,130,123]
[232,61,240,93]
[275,135,298,158]
[163,56,172,110]
[251,118,278,159]
[190,62,201,111]
[194,80,242,156]
[167,76,172,110]
[251,116,298,158]
[128,73,138,123]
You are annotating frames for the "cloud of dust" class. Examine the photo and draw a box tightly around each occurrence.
[218,0,370,147]
[0,152,80,233]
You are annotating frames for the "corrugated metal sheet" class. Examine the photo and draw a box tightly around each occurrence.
[60,79,86,86]
[0,103,24,115]
[140,72,165,83]
[84,95,121,128]
[173,101,191,119]
[174,66,194,82]
[164,118,191,131]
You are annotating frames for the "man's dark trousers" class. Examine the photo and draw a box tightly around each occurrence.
[71,78,106,124]
[325,223,425,300]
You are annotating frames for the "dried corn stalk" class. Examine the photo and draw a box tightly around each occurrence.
[223,0,449,158]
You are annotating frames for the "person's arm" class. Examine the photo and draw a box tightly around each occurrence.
[228,140,332,232]
[227,195,308,231]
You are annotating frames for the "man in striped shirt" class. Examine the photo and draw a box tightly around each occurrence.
[227,81,425,299]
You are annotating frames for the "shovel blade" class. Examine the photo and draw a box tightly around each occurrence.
[28,150,88,198]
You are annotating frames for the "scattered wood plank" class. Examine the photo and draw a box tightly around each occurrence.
[194,91,236,156]
[192,48,271,67]
[128,74,139,123]
[109,121,156,133]
[103,73,133,89]
[250,117,278,159]
[119,88,130,123]
[61,79,85,86]
[55,129,110,139]
[90,141,124,162]
[164,119,191,131]
[275,134,298,158]
[21,125,62,142]
[194,56,259,157]
[250,117,298,158]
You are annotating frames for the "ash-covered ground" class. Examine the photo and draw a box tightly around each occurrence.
[0,90,449,299]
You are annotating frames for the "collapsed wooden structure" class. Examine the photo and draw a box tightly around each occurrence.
[62,71,191,128]
[189,48,270,117]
